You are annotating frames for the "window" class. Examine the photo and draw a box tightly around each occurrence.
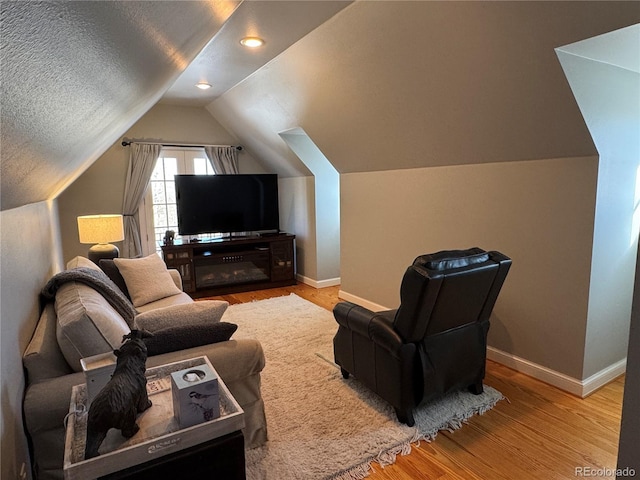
[140,148,219,255]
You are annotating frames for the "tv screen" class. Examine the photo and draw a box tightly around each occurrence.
[175,174,280,236]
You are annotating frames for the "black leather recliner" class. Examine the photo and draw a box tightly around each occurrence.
[333,248,512,426]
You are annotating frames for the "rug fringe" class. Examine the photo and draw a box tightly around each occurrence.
[376,439,413,466]
[328,392,506,479]
[328,437,416,479]
[331,462,372,480]
[430,393,506,435]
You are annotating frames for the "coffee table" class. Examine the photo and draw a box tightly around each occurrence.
[63,356,245,480]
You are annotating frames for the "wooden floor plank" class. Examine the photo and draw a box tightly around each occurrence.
[202,283,624,480]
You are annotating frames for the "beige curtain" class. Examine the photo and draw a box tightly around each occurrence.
[204,146,239,174]
[122,143,162,257]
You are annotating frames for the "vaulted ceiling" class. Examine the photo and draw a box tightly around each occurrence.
[207,2,639,177]
[1,1,234,211]
[0,0,350,211]
[2,1,638,212]
[161,1,351,106]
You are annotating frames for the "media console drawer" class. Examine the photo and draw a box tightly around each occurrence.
[162,234,296,297]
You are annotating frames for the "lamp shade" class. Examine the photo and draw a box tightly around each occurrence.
[77,215,124,244]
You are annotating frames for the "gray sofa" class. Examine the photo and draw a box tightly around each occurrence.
[23,256,267,480]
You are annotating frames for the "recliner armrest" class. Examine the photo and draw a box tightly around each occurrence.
[333,302,404,355]
[369,315,406,355]
[334,301,373,336]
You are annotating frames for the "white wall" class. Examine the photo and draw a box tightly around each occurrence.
[340,156,599,380]
[1,201,63,480]
[280,129,340,284]
[557,39,639,379]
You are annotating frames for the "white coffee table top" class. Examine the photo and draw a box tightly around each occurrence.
[63,356,244,480]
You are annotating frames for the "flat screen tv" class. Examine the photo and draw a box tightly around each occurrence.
[175,174,280,236]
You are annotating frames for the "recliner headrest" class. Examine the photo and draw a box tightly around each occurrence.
[414,247,489,271]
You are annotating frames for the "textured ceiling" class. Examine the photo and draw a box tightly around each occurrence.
[161,1,351,106]
[0,0,239,211]
[0,0,351,211]
[2,1,637,212]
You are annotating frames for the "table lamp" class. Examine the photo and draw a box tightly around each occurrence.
[77,214,125,263]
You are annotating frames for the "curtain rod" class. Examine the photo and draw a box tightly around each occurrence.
[121,139,243,151]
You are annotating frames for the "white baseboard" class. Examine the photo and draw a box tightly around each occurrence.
[336,290,391,312]
[326,291,626,397]
[581,358,627,396]
[487,346,626,397]
[297,274,341,289]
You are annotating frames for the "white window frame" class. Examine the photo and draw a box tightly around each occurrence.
[139,148,216,256]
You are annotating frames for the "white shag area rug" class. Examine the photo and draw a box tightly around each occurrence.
[222,293,505,480]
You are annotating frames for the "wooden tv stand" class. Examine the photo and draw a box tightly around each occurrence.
[161,234,296,298]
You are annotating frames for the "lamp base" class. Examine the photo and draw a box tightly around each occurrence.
[88,243,120,263]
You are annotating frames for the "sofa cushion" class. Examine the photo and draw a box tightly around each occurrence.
[134,300,229,332]
[137,292,193,313]
[114,254,182,307]
[23,304,73,383]
[55,281,130,371]
[98,259,131,299]
[144,322,238,356]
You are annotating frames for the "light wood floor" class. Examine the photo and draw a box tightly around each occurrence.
[208,283,625,480]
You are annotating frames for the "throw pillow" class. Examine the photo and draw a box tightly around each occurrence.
[55,281,131,371]
[98,259,131,300]
[144,322,238,356]
[114,254,182,308]
[134,301,229,332]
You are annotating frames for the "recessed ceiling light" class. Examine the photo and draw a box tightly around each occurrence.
[240,36,265,48]
[195,82,212,90]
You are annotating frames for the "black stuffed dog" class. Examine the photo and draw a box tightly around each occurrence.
[84,330,153,459]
